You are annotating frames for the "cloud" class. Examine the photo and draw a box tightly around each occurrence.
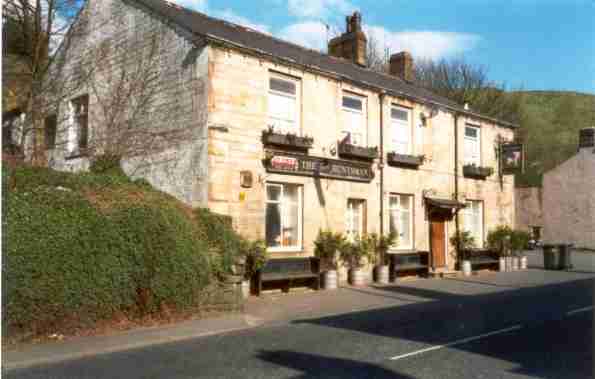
[212,8,271,33]
[287,0,356,19]
[366,26,481,60]
[278,21,330,51]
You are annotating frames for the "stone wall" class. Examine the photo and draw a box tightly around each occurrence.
[206,45,515,272]
[515,187,543,234]
[543,148,595,249]
[47,0,209,206]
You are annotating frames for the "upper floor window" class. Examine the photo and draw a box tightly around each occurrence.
[265,183,302,251]
[464,125,480,165]
[342,93,366,146]
[389,194,413,249]
[463,200,483,247]
[391,106,411,154]
[68,94,89,153]
[346,199,366,241]
[268,75,300,135]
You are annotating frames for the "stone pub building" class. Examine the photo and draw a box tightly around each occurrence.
[45,0,517,281]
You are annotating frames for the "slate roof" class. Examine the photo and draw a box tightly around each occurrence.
[134,0,517,128]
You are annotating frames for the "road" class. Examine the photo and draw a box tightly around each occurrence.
[5,274,594,379]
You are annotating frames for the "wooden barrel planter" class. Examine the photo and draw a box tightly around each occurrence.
[349,268,366,286]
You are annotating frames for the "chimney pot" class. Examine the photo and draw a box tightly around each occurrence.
[389,51,414,82]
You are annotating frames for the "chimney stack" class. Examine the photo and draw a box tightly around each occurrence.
[579,127,595,150]
[328,12,367,67]
[389,51,414,82]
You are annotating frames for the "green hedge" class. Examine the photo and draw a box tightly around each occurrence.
[2,166,237,337]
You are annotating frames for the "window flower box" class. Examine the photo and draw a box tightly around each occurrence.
[337,141,378,160]
[387,152,424,168]
[262,128,313,150]
[463,164,493,179]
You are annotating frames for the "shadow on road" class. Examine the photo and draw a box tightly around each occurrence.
[292,277,594,379]
[257,350,415,379]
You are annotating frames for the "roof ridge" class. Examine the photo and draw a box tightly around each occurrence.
[136,0,516,127]
[158,0,419,88]
[160,0,337,60]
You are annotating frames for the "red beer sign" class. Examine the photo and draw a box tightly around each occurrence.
[270,156,298,171]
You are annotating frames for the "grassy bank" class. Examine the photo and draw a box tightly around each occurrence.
[2,164,242,340]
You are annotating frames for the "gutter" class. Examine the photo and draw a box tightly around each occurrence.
[379,91,386,237]
[454,112,462,263]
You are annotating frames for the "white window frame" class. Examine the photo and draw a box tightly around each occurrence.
[267,73,301,135]
[341,92,367,146]
[391,105,412,155]
[388,193,414,250]
[464,124,481,166]
[346,199,365,241]
[463,200,484,248]
[265,183,303,252]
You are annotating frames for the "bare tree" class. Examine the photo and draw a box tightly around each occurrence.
[2,0,88,163]
[414,58,524,123]
[80,27,192,169]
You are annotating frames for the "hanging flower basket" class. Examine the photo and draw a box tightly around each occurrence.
[262,128,313,150]
[387,152,424,168]
[463,164,493,179]
[337,142,378,160]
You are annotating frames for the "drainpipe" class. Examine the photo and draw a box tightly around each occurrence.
[454,112,462,263]
[379,91,386,237]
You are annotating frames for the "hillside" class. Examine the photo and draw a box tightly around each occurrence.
[514,90,595,187]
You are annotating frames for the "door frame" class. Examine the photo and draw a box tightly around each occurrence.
[428,209,450,269]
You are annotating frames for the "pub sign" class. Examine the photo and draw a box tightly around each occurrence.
[264,151,374,182]
[500,143,524,174]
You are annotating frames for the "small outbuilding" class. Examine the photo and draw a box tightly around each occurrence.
[542,128,595,249]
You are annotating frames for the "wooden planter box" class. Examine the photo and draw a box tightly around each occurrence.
[262,130,313,150]
[463,164,493,179]
[387,152,424,168]
[338,142,378,160]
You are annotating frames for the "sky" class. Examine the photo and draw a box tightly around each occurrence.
[170,0,595,94]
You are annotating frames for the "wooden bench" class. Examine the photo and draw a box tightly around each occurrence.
[388,251,430,281]
[467,249,499,270]
[256,257,320,296]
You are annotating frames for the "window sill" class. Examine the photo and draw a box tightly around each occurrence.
[387,248,416,254]
[267,247,304,254]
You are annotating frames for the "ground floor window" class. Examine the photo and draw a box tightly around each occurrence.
[265,183,302,250]
[389,194,413,249]
[346,199,366,241]
[463,200,483,247]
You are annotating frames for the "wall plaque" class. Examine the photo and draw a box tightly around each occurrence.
[264,151,374,182]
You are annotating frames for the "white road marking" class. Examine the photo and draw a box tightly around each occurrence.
[566,306,594,316]
[389,325,523,361]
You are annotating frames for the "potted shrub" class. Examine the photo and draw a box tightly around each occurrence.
[450,231,476,276]
[240,239,268,298]
[487,225,513,271]
[314,230,346,290]
[511,230,530,270]
[340,235,372,286]
[368,232,397,284]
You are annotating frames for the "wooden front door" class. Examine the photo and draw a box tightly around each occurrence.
[430,214,447,268]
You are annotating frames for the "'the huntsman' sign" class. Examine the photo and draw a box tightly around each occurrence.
[265,151,374,182]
